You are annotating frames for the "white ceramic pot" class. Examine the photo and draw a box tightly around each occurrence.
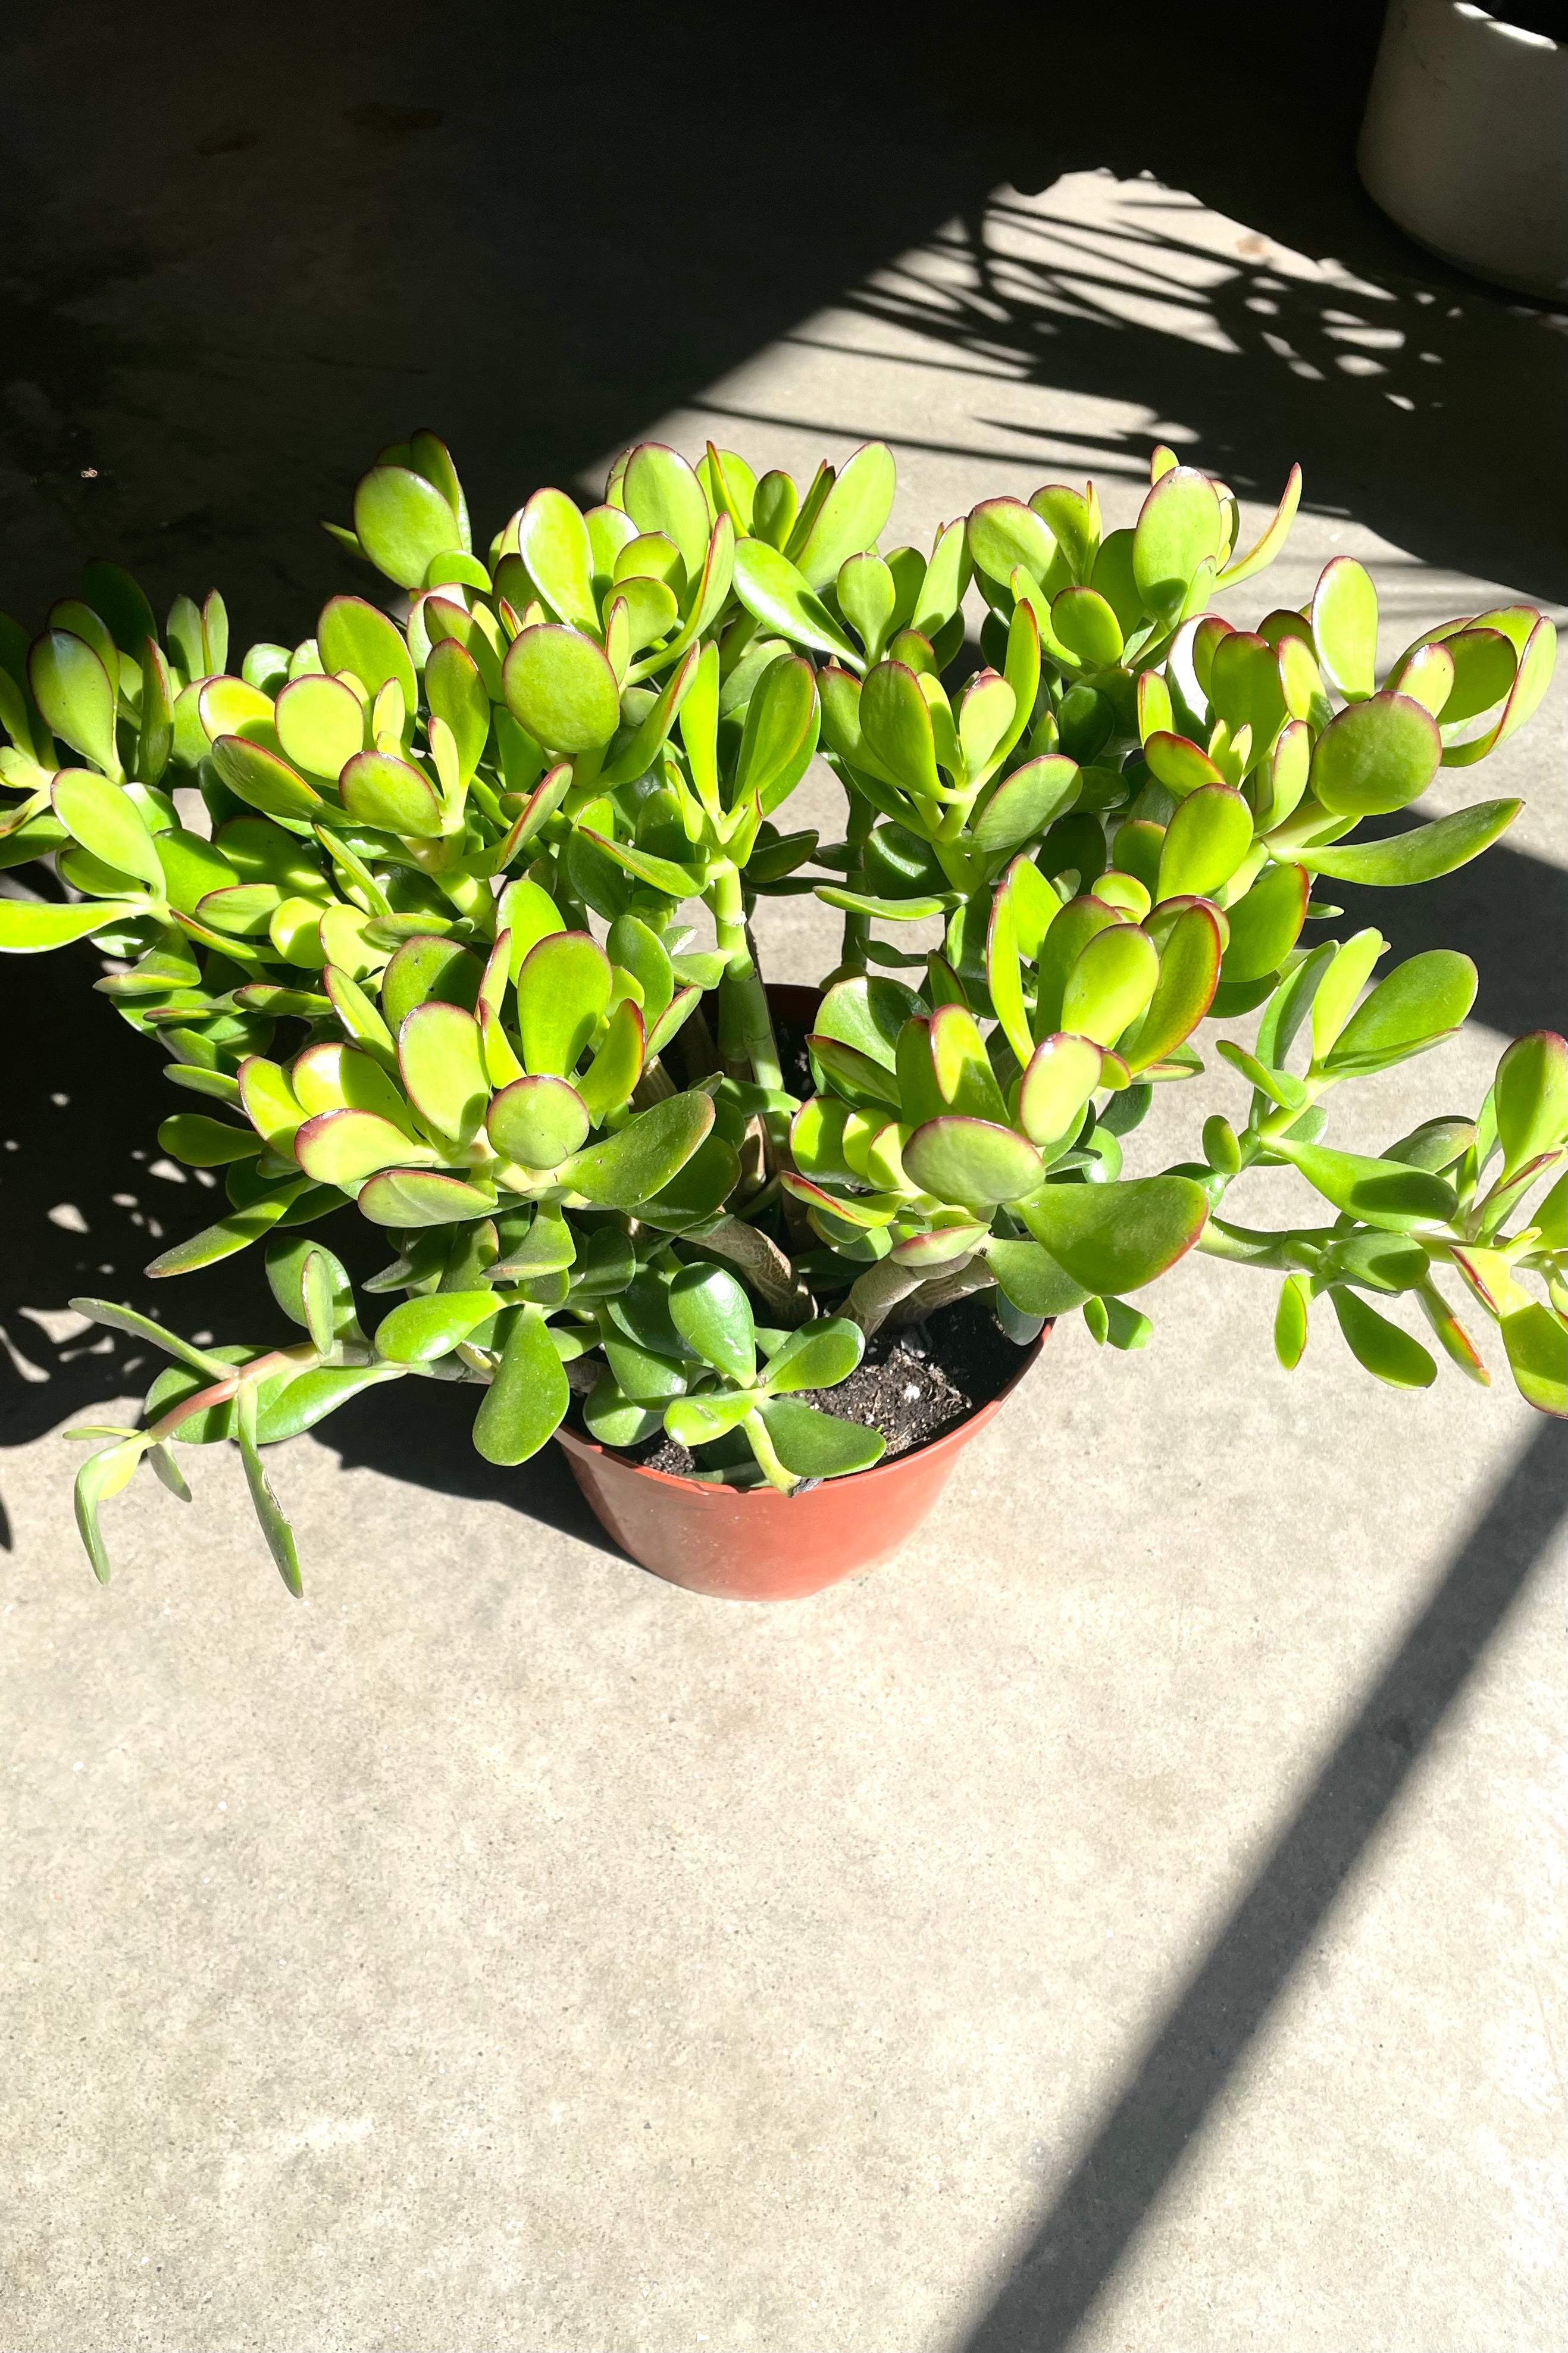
[1358,2,1567,302]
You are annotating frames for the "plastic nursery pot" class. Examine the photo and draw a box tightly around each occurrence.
[558,978,1048,1599]
[555,1330,1046,1603]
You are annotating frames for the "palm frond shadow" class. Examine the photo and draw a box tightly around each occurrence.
[835,190,1566,603]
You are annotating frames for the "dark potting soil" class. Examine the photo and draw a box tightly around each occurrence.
[774,1011,816,1107]
[572,1292,1030,1482]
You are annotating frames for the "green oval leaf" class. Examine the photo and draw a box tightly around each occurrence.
[1438,626,1516,727]
[381,933,483,1030]
[984,1236,1090,1317]
[294,1108,433,1185]
[1494,1032,1567,1180]
[356,1167,498,1226]
[966,497,1055,588]
[637,1130,741,1230]
[318,596,418,712]
[502,624,621,752]
[486,1074,590,1168]
[1311,692,1440,817]
[274,674,365,779]
[818,975,924,1071]
[1019,1173,1209,1291]
[1132,468,1222,621]
[1144,730,1224,797]
[755,1396,885,1479]
[51,770,164,892]
[29,630,120,774]
[809,1031,905,1111]
[734,652,818,806]
[559,1089,715,1208]
[860,659,943,797]
[837,551,896,660]
[762,1316,865,1395]
[374,1290,499,1364]
[1220,861,1308,984]
[664,1389,759,1449]
[252,1364,400,1445]
[972,754,1080,850]
[1311,556,1378,698]
[1298,799,1520,886]
[157,1113,261,1166]
[340,748,443,837]
[1387,639,1454,718]
[1209,629,1287,749]
[1273,1138,1456,1232]
[516,486,599,631]
[353,464,462,591]
[473,1307,569,1464]
[1062,922,1159,1048]
[1051,585,1123,666]
[669,1263,756,1383]
[780,1173,900,1230]
[516,930,612,1076]
[903,1115,1044,1208]
[425,639,490,780]
[1016,1033,1100,1148]
[398,999,490,1142]
[1330,1287,1436,1390]
[622,443,713,582]
[1501,1302,1567,1418]
[576,998,646,1122]
[583,1378,663,1448]
[732,539,862,665]
[0,895,142,951]
[1325,950,1477,1074]
[1156,783,1253,901]
[791,441,897,590]
[211,735,325,820]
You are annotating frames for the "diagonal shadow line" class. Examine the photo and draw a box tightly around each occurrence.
[669,399,1148,476]
[956,1420,1568,2353]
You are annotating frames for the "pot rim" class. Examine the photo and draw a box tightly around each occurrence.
[555,1323,1047,1499]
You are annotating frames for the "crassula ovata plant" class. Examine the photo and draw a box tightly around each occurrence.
[1,430,1562,1593]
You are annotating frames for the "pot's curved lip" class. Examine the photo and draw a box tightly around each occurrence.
[555,1323,1049,1498]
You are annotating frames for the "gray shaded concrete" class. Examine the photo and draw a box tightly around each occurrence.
[3,15,1566,2348]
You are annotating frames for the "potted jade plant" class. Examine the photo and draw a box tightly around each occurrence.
[1,433,1562,1601]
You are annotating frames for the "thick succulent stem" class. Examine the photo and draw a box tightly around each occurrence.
[837,787,877,973]
[697,1215,815,1324]
[146,1345,307,1441]
[1197,1217,1315,1271]
[630,1057,678,1110]
[849,1254,1001,1338]
[884,1262,997,1328]
[837,909,871,973]
[845,1256,927,1338]
[677,1002,721,1083]
[711,861,783,1089]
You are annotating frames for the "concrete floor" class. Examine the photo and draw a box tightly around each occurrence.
[2,11,1566,2348]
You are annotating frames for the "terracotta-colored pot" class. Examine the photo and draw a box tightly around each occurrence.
[553,975,1043,1600]
[556,1333,1044,1602]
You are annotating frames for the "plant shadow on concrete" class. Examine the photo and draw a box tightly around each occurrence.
[836,180,1566,605]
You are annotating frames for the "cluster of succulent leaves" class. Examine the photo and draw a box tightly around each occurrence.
[1,427,1562,1595]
